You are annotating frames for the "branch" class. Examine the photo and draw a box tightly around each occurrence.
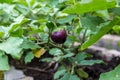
[17,66,52,73]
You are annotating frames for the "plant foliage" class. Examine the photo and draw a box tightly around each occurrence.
[0,0,120,80]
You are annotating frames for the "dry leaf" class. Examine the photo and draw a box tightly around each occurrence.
[33,48,46,58]
[0,71,4,80]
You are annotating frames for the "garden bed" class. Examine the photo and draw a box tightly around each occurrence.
[7,35,120,80]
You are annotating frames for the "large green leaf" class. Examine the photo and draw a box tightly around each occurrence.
[20,38,39,49]
[81,15,104,31]
[63,0,116,14]
[81,18,120,50]
[0,37,23,59]
[99,64,120,80]
[0,51,9,70]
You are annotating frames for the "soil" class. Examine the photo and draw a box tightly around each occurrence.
[10,58,55,80]
[23,59,54,80]
[10,53,120,80]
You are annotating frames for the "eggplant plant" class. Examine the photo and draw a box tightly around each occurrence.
[0,0,120,80]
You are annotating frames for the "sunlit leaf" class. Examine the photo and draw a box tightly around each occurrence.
[0,37,23,59]
[9,15,30,34]
[63,0,116,14]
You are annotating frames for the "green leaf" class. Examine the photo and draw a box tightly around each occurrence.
[49,0,59,7]
[49,48,63,56]
[57,15,76,24]
[79,60,103,66]
[81,15,104,31]
[96,10,110,19]
[63,53,74,58]
[59,73,70,80]
[59,73,80,80]
[46,22,55,30]
[81,18,120,50]
[41,58,53,62]
[99,64,120,80]
[64,35,77,46]
[75,52,87,62]
[63,0,116,14]
[24,52,34,64]
[9,15,29,34]
[110,7,120,16]
[0,32,4,38]
[0,37,23,59]
[20,38,39,49]
[77,69,88,78]
[55,56,63,61]
[15,4,29,15]
[26,0,35,6]
[10,27,23,37]
[39,33,49,41]
[0,0,13,3]
[0,26,10,38]
[0,51,9,70]
[112,25,120,34]
[69,74,80,80]
[54,69,66,79]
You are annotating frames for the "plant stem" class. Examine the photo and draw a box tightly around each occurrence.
[77,14,88,47]
[17,66,51,73]
[77,14,82,28]
[36,41,65,54]
[54,62,59,71]
[37,42,47,45]
[71,64,75,74]
[47,29,51,50]
[53,14,57,28]
[81,28,87,45]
